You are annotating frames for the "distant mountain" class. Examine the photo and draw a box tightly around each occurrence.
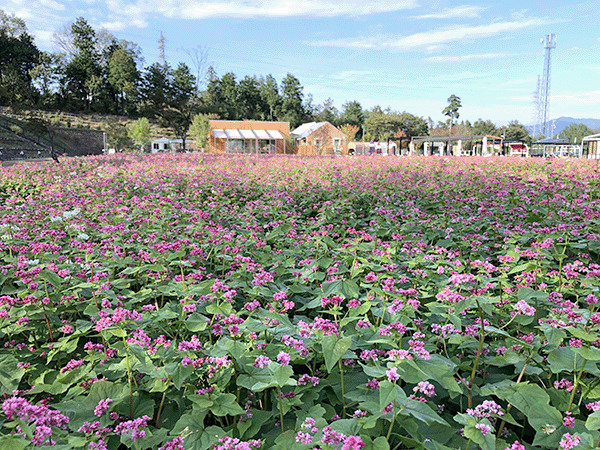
[528,117,600,137]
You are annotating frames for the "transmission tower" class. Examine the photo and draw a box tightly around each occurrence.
[158,32,166,65]
[539,33,556,138]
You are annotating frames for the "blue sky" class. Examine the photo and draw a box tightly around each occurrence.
[5,0,600,126]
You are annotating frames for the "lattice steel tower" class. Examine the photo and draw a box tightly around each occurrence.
[539,34,556,138]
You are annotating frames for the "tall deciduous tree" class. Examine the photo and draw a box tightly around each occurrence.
[128,117,151,152]
[559,123,597,144]
[502,120,531,144]
[189,113,212,150]
[442,94,461,135]
[0,11,40,107]
[472,118,497,136]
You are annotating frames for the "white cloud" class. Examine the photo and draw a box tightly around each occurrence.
[38,0,66,11]
[427,71,494,82]
[423,52,511,63]
[311,17,549,49]
[412,5,485,19]
[103,0,419,20]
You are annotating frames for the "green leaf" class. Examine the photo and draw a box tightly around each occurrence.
[210,393,245,416]
[322,334,352,373]
[403,398,449,426]
[371,436,391,450]
[0,436,28,450]
[271,363,296,388]
[547,347,585,373]
[38,269,63,288]
[586,410,600,431]
[495,382,562,431]
[186,312,207,332]
[0,354,25,393]
[321,279,360,298]
[183,425,225,450]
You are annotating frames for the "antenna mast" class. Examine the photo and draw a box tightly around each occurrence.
[539,33,556,138]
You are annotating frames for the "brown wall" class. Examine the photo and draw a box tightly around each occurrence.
[296,122,348,156]
[206,120,290,154]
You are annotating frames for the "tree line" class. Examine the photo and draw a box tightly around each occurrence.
[5,10,590,152]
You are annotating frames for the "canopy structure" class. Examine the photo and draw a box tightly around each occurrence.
[530,137,579,158]
[581,133,600,159]
[409,135,503,156]
[212,128,286,154]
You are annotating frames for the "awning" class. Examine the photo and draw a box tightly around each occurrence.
[212,129,285,140]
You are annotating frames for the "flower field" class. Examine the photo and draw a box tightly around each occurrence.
[2,154,600,450]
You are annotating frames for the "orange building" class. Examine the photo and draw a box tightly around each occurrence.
[206,120,290,154]
[291,122,348,156]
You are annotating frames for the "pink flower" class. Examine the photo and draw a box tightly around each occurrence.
[276,352,290,366]
[253,355,271,368]
[341,435,365,450]
[559,433,581,450]
[386,367,400,382]
[514,299,536,316]
[94,398,112,417]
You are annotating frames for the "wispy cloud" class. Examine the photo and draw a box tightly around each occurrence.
[412,5,485,19]
[423,52,511,63]
[311,17,550,49]
[107,0,419,21]
[329,70,378,83]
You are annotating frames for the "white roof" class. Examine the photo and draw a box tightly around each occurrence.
[291,122,327,139]
[582,133,600,142]
[212,129,285,140]
[152,137,171,143]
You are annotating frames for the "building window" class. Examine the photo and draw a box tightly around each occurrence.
[225,139,245,153]
[314,138,321,146]
[333,138,341,148]
[153,143,159,149]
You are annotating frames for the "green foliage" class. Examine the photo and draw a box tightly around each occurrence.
[559,123,598,144]
[189,113,211,150]
[128,117,151,151]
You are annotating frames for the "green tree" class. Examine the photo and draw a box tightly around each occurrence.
[313,98,339,125]
[339,100,364,128]
[258,74,280,121]
[189,113,212,150]
[364,108,428,140]
[0,13,40,107]
[238,76,262,120]
[30,51,63,108]
[472,118,497,136]
[502,120,531,144]
[128,117,151,152]
[107,46,139,114]
[339,124,359,141]
[442,94,461,135]
[279,73,308,129]
[559,123,597,144]
[397,112,429,138]
[105,118,131,151]
[61,17,103,111]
